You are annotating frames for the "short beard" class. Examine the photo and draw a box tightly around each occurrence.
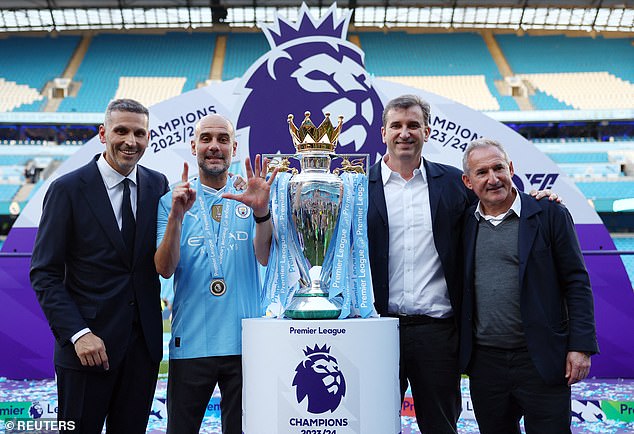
[199,157,230,178]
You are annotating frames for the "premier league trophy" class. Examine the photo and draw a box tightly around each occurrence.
[263,111,374,320]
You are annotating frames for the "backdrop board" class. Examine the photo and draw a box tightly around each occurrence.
[242,317,400,434]
[1,3,632,380]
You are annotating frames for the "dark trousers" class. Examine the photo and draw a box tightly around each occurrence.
[399,319,461,434]
[468,346,571,434]
[167,355,242,434]
[55,323,159,434]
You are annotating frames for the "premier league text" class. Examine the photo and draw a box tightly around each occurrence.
[289,326,346,337]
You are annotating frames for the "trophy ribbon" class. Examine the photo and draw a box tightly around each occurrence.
[350,173,376,318]
[196,178,236,296]
[263,172,303,313]
[261,175,279,308]
[322,173,352,296]
[338,173,356,318]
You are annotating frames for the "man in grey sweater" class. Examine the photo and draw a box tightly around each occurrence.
[459,138,599,434]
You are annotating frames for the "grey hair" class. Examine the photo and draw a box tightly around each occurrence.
[382,94,431,128]
[462,138,511,174]
[104,99,149,126]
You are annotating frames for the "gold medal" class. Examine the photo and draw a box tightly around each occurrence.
[210,279,226,296]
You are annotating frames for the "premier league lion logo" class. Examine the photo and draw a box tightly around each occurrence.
[29,402,44,419]
[292,344,346,414]
[237,3,385,163]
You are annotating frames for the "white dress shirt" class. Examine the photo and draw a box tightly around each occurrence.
[381,157,453,318]
[71,154,138,344]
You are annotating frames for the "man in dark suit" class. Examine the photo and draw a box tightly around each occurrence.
[459,138,598,434]
[30,99,169,433]
[367,94,475,433]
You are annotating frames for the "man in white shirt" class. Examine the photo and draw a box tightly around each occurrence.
[368,94,472,433]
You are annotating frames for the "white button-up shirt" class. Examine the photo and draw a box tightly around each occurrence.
[381,157,453,318]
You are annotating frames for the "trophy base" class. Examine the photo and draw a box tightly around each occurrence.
[284,293,342,320]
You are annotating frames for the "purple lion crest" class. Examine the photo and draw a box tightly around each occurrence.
[293,344,346,414]
[29,402,44,419]
[237,3,385,163]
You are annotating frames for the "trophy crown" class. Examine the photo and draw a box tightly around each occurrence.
[288,111,344,153]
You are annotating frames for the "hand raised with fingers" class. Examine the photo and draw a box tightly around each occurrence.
[171,162,196,221]
[222,155,279,217]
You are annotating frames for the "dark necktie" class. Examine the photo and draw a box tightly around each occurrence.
[121,178,136,257]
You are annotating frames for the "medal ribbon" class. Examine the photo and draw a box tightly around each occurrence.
[196,178,236,284]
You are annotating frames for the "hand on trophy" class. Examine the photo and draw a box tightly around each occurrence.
[222,154,279,217]
[170,161,196,221]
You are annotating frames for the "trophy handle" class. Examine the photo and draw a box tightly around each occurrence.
[332,153,370,175]
[264,154,298,175]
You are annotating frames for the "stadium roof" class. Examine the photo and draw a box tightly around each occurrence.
[1,1,632,33]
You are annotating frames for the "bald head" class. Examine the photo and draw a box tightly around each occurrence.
[194,114,235,143]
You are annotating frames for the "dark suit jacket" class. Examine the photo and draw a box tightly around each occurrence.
[367,158,476,320]
[459,192,599,385]
[30,155,169,371]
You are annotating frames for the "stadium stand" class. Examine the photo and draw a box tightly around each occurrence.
[495,34,634,81]
[0,163,24,181]
[547,152,610,164]
[0,35,80,112]
[2,31,630,114]
[0,79,44,113]
[222,33,269,80]
[376,75,500,111]
[357,32,518,111]
[58,33,216,112]
[519,72,634,110]
[495,34,634,110]
[113,76,187,108]
[576,181,634,200]
[530,89,575,110]
[0,184,20,200]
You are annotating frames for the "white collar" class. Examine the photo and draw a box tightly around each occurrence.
[475,186,522,222]
[380,155,426,185]
[96,153,137,189]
